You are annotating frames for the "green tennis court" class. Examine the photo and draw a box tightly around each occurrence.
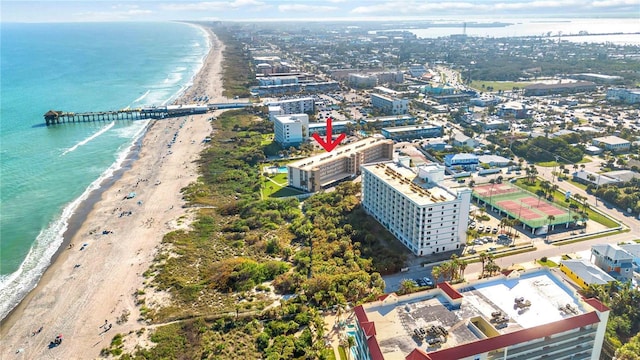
[473,183,575,229]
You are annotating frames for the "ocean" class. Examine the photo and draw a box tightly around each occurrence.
[0,21,209,320]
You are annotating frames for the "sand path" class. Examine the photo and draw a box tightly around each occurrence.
[0,25,225,359]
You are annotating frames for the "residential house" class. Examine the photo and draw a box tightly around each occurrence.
[560,259,616,289]
[590,244,634,281]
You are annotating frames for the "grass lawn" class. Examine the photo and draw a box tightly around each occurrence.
[552,229,627,245]
[261,173,305,198]
[338,347,348,360]
[536,160,560,167]
[469,80,533,92]
[537,259,558,267]
[323,348,337,360]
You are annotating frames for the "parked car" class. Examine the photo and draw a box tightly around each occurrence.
[488,247,497,252]
[423,277,434,287]
[492,227,498,234]
[415,278,426,287]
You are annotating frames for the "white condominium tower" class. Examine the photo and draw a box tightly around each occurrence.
[361,161,472,256]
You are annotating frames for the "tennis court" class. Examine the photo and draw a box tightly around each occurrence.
[473,183,573,229]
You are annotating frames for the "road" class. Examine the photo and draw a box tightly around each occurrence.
[383,162,640,293]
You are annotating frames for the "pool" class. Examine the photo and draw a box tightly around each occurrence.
[277,166,288,173]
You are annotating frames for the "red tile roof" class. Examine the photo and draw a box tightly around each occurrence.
[378,293,394,301]
[437,282,463,300]
[367,335,385,360]
[422,312,601,360]
[354,305,369,325]
[361,321,377,337]
[583,297,610,313]
[405,348,430,360]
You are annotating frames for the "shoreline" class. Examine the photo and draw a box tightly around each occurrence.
[0,24,226,358]
[0,127,145,325]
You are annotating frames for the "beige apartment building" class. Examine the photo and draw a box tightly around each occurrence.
[287,138,393,192]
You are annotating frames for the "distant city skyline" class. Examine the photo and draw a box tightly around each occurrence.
[2,0,639,23]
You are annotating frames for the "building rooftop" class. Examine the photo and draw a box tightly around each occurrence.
[362,162,456,206]
[446,153,478,161]
[561,259,616,285]
[477,154,511,164]
[593,135,630,145]
[356,269,607,360]
[382,124,441,133]
[620,243,640,258]
[524,81,595,90]
[361,115,415,123]
[288,137,389,171]
[592,244,633,262]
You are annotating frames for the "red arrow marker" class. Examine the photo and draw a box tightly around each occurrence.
[312,117,346,152]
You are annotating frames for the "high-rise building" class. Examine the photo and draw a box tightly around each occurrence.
[361,162,471,256]
[273,114,309,147]
[371,93,409,115]
[267,97,315,118]
[350,268,610,360]
[287,138,393,192]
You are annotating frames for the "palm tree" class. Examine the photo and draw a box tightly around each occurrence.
[547,214,556,232]
[458,259,468,281]
[440,262,452,282]
[536,189,546,206]
[500,217,509,233]
[431,266,442,284]
[510,219,521,241]
[478,206,486,220]
[479,252,488,278]
[485,262,501,277]
[450,255,460,281]
[540,180,551,196]
[528,165,538,184]
[347,335,356,360]
[399,279,417,294]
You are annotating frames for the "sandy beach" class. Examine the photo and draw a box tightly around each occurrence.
[0,25,225,359]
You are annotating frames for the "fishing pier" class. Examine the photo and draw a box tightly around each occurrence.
[43,102,254,126]
[43,104,209,126]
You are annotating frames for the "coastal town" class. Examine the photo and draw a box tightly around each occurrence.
[3,16,640,360]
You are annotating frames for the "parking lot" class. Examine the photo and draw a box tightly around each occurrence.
[464,210,529,256]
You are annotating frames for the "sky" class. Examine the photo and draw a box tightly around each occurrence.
[1,0,639,23]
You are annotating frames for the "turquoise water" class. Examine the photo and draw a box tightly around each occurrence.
[278,166,288,173]
[0,22,209,319]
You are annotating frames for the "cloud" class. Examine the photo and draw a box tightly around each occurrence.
[73,8,153,21]
[349,0,639,14]
[161,0,266,11]
[591,0,640,7]
[278,4,339,12]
